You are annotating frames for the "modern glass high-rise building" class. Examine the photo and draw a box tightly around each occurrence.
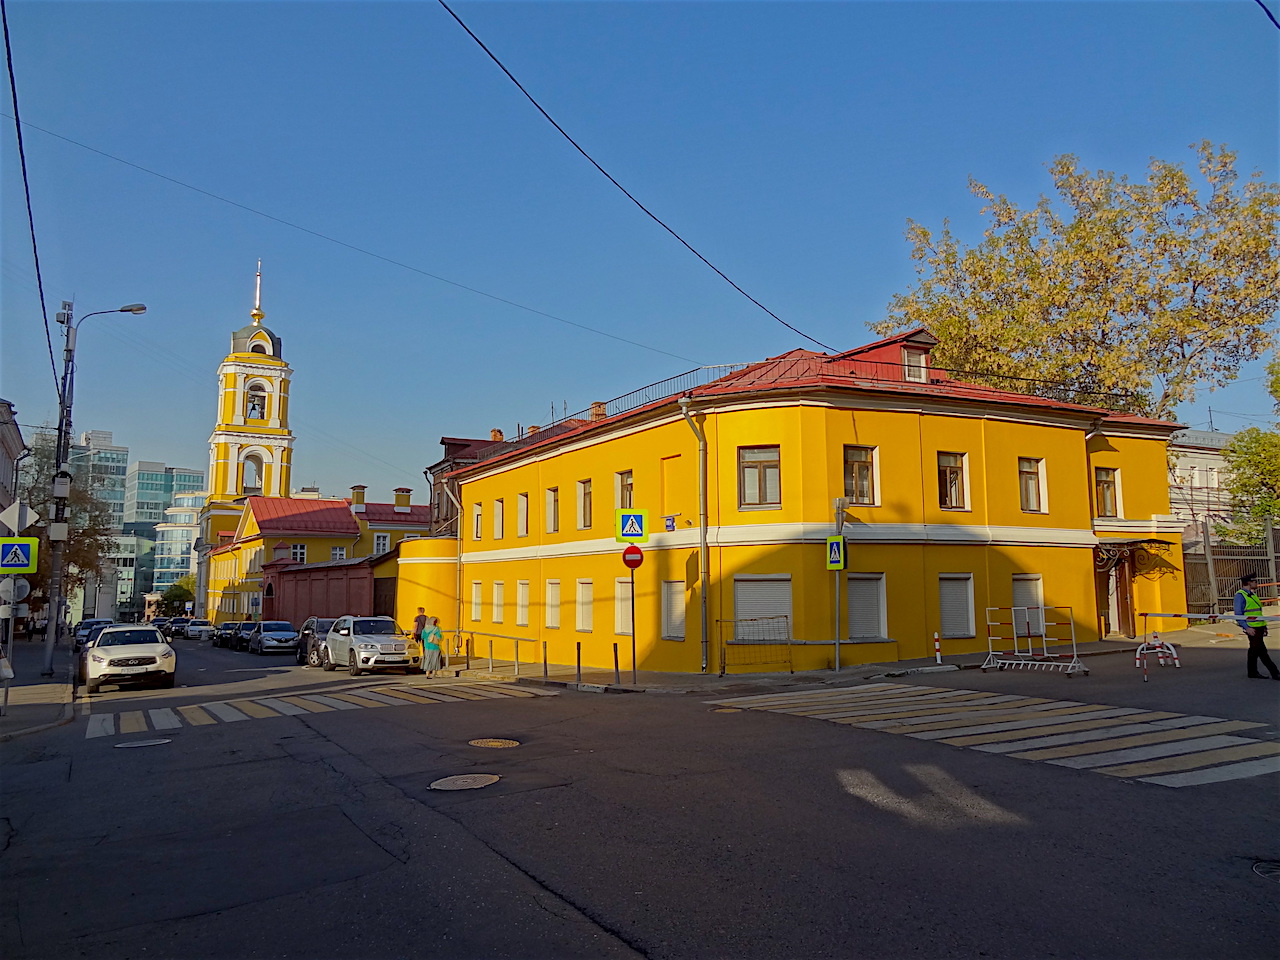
[153,493,204,593]
[73,430,129,530]
[125,461,205,524]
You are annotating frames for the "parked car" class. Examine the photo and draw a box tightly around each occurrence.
[233,622,257,651]
[321,616,423,676]
[185,619,214,640]
[247,621,299,655]
[166,618,191,639]
[74,619,113,649]
[212,622,241,648]
[295,617,338,666]
[150,617,171,634]
[83,624,175,694]
[80,622,113,655]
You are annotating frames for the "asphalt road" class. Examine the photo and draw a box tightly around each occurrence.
[2,637,1277,959]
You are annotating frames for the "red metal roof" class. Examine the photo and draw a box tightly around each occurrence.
[359,501,433,525]
[248,497,360,535]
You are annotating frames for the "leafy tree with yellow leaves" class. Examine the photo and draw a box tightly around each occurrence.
[875,142,1280,419]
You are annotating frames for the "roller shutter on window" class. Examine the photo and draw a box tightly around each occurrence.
[1012,575,1044,636]
[938,576,973,638]
[733,579,792,640]
[847,576,885,639]
[661,581,686,640]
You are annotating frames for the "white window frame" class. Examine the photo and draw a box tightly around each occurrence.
[738,446,781,510]
[577,479,592,529]
[937,451,970,511]
[616,470,634,509]
[661,580,686,640]
[517,493,529,538]
[1018,457,1048,514]
[732,575,793,640]
[373,533,390,554]
[492,580,505,623]
[546,487,559,534]
[472,503,482,541]
[843,445,879,507]
[545,579,560,629]
[614,578,633,636]
[846,573,887,640]
[330,546,346,561]
[938,573,975,639]
[902,348,929,382]
[470,581,483,622]
[576,579,593,632]
[290,543,306,563]
[1095,467,1123,519]
[516,580,529,626]
[493,498,504,540]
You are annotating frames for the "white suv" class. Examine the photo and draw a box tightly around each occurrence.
[84,625,176,693]
[321,616,422,676]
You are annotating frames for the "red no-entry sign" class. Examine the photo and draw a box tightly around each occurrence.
[622,544,644,569]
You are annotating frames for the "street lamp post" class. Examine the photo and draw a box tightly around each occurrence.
[41,301,146,676]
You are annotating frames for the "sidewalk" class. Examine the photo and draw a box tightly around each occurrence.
[0,639,75,742]
[452,624,1235,696]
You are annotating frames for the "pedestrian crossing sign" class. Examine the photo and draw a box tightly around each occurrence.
[0,538,38,573]
[615,508,649,543]
[825,535,846,571]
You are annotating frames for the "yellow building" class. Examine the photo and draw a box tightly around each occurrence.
[398,329,1186,674]
[197,269,432,622]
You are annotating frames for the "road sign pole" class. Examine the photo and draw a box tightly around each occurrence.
[834,568,841,673]
[630,567,637,685]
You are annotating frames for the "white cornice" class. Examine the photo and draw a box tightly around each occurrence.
[1093,517,1185,535]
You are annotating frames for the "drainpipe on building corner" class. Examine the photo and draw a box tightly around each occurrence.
[679,397,710,673]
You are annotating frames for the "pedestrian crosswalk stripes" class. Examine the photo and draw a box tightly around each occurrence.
[708,682,1278,788]
[86,682,557,739]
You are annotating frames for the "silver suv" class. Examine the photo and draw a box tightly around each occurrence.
[321,616,423,676]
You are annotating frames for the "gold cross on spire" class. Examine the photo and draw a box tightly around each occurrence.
[251,259,265,323]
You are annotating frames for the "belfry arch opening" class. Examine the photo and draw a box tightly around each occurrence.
[245,384,267,421]
[242,454,264,495]
[251,343,267,354]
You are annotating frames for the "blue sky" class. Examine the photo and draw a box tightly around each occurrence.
[2,1,1275,499]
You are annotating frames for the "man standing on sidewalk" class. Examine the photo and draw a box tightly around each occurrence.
[1235,574,1280,680]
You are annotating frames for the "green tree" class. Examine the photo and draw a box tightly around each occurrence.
[160,574,197,617]
[1218,361,1280,545]
[875,142,1280,419]
[16,430,116,613]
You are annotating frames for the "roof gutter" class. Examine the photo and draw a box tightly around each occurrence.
[679,397,710,673]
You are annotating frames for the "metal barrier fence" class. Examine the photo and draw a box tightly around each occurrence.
[981,606,1087,676]
[717,616,794,676]
[448,630,551,679]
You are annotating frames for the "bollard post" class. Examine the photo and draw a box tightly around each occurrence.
[613,643,620,685]
[575,642,581,683]
[488,639,493,673]
[513,638,520,677]
[542,641,548,679]
[934,632,942,665]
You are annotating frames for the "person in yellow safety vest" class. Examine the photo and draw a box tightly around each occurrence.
[1234,574,1279,680]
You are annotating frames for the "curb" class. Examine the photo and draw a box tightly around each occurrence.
[0,698,76,743]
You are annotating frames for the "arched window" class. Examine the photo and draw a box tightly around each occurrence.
[251,343,267,354]
[242,455,264,495]
[245,385,267,420]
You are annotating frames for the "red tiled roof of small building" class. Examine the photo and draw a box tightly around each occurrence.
[358,501,433,524]
[247,496,360,535]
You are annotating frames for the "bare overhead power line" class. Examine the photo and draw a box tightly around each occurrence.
[435,0,836,353]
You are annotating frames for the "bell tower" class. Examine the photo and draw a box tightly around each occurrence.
[207,263,294,498]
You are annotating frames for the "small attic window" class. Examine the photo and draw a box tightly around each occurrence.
[903,348,929,382]
[251,343,267,354]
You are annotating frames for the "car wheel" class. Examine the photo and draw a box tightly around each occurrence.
[86,679,101,694]
[321,646,335,672]
[307,645,323,668]
[348,650,363,677]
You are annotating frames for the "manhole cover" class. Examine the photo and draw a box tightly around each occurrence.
[430,774,501,791]
[468,738,521,748]
[114,739,172,749]
[711,707,742,713]
[1253,861,1280,883]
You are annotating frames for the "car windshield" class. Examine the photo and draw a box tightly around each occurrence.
[98,630,164,646]
[261,622,293,632]
[353,619,401,636]
[313,619,337,632]
[191,620,210,626]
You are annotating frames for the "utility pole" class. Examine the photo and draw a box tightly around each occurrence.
[41,302,77,676]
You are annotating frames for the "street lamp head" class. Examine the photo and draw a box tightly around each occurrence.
[119,303,147,315]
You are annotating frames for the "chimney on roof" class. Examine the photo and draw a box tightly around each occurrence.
[528,424,540,435]
[273,540,290,561]
[350,484,367,513]
[590,401,607,421]
[394,487,412,514]
[490,428,504,442]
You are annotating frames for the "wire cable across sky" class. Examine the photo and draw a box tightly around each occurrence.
[435,0,837,353]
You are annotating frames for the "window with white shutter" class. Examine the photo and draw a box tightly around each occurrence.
[470,581,483,622]
[847,574,886,639]
[938,574,974,638]
[733,578,792,640]
[614,578,633,635]
[545,580,560,629]
[1012,574,1044,636]
[661,581,686,640]
[576,580,593,632]
[516,580,529,626]
[492,581,504,623]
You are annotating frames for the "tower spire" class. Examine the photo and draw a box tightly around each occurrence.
[251,259,265,324]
